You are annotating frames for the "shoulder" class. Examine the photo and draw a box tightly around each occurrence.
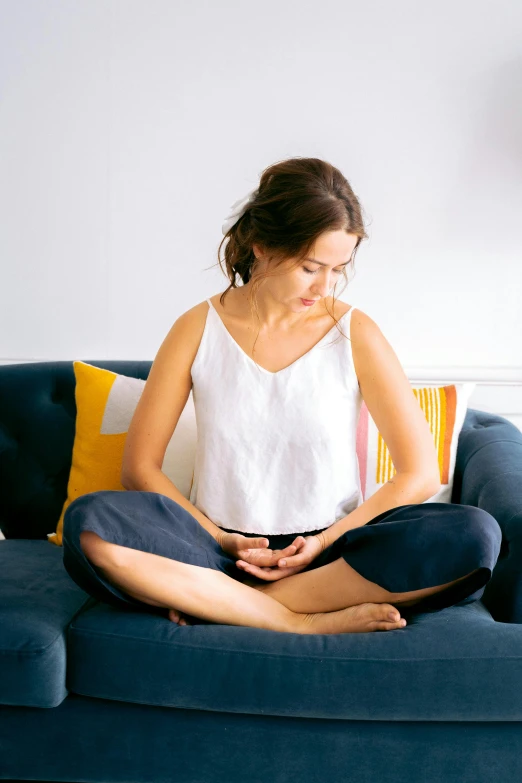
[348,307,405,395]
[159,300,211,361]
[178,297,213,328]
[348,305,375,337]
[349,303,386,347]
[172,291,240,339]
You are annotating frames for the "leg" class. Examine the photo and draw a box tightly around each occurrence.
[79,532,408,634]
[80,531,301,633]
[249,557,482,614]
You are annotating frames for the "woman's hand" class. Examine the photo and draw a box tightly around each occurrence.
[169,533,327,622]
[219,531,299,571]
[220,531,325,582]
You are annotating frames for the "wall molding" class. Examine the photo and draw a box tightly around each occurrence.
[405,367,522,384]
[2,358,522,380]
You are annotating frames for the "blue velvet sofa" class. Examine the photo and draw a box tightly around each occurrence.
[2,359,522,783]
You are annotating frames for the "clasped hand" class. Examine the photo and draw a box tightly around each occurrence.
[219,531,325,581]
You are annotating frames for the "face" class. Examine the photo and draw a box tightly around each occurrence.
[253,230,359,311]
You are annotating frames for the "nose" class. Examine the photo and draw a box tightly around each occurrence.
[310,274,336,298]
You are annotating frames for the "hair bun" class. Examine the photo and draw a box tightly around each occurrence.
[221,186,258,235]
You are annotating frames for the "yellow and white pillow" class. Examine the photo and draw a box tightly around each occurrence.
[355,382,476,504]
[47,361,197,546]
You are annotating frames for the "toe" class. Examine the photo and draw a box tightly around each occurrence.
[382,604,401,623]
[371,604,407,630]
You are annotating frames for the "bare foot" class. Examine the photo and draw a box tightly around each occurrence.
[296,603,407,635]
[168,608,193,626]
[169,603,407,633]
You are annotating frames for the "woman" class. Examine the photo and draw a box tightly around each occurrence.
[62,156,502,634]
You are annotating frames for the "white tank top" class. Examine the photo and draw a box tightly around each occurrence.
[189,298,363,535]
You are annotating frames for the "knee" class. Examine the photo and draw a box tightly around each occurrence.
[80,531,128,569]
[460,505,503,557]
[462,505,502,536]
[65,491,119,540]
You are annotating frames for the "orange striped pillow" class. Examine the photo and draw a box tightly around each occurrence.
[355,383,476,504]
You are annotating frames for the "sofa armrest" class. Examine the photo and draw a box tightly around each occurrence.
[455,409,522,623]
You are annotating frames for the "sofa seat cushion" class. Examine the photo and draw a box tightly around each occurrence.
[67,598,522,721]
[0,541,95,707]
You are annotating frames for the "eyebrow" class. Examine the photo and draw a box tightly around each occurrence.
[304,257,350,267]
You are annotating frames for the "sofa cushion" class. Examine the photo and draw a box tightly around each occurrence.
[67,598,522,721]
[0,541,95,707]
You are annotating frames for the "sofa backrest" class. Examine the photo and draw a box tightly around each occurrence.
[0,361,151,539]
[0,360,514,540]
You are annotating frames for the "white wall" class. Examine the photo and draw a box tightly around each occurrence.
[1,0,521,427]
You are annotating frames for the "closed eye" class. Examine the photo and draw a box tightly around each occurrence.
[303,267,344,275]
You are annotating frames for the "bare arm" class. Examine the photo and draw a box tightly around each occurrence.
[121,303,227,546]
[318,309,441,550]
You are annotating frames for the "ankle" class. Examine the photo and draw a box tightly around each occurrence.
[288,611,315,635]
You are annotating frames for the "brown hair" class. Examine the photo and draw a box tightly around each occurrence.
[210,156,369,366]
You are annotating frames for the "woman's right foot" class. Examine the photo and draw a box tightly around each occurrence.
[295,602,407,634]
[169,603,407,633]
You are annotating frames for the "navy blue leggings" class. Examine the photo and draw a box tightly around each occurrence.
[62,490,502,619]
